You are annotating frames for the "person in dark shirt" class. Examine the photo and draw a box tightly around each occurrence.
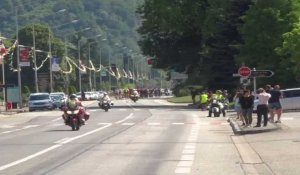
[268,85,282,123]
[239,89,254,127]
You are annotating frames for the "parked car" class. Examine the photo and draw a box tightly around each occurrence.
[50,94,65,109]
[50,92,67,108]
[254,88,300,111]
[28,93,54,112]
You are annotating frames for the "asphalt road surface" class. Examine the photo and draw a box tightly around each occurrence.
[0,99,299,175]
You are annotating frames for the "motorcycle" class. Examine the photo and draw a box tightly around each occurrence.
[130,95,139,102]
[98,100,111,112]
[62,106,90,131]
[208,99,225,117]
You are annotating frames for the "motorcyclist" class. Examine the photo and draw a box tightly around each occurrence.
[208,90,226,117]
[63,94,86,124]
[99,92,111,106]
[131,89,139,97]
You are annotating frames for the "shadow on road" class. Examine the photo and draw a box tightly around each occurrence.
[46,129,74,132]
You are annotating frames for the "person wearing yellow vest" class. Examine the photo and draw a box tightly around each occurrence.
[200,92,208,111]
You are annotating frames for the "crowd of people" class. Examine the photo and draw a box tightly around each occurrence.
[113,88,170,99]
[233,84,282,127]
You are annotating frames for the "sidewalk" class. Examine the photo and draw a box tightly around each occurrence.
[227,112,282,135]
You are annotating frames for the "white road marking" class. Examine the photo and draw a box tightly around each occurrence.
[1,125,40,134]
[121,123,135,126]
[117,109,127,111]
[281,117,294,121]
[115,113,134,124]
[181,155,195,161]
[172,123,185,125]
[23,125,39,129]
[184,145,196,149]
[192,114,199,118]
[0,145,62,171]
[0,125,15,129]
[182,149,195,154]
[221,122,229,125]
[175,167,191,174]
[54,137,70,144]
[52,124,64,126]
[177,161,193,167]
[0,123,112,171]
[197,122,209,125]
[188,139,197,142]
[89,109,98,112]
[98,122,112,125]
[147,123,161,126]
[51,118,61,122]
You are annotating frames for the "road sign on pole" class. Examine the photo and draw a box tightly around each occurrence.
[251,70,274,78]
[238,66,251,77]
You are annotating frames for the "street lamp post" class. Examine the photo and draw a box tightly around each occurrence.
[32,25,39,92]
[49,19,79,93]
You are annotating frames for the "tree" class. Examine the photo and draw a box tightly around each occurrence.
[237,0,297,86]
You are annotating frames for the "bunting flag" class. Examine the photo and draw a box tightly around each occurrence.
[0,39,6,64]
[128,70,133,79]
[116,68,121,80]
[122,69,128,78]
[79,60,87,74]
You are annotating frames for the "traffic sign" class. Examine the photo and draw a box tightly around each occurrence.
[238,66,251,77]
[251,70,274,78]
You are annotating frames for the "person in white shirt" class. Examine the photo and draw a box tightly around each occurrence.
[254,88,271,127]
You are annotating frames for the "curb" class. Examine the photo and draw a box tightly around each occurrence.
[228,117,282,135]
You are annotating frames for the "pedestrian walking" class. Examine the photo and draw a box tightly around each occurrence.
[268,85,283,123]
[254,88,271,127]
[239,89,254,127]
[233,91,245,124]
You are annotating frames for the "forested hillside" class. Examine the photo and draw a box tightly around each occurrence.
[0,0,153,93]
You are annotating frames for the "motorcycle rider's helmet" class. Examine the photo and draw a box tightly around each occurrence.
[69,94,77,100]
[216,90,222,94]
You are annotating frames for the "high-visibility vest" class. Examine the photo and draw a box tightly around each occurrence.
[200,94,208,104]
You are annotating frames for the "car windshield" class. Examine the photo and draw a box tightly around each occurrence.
[29,95,49,100]
[50,95,62,101]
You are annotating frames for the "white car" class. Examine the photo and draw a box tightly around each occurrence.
[28,93,54,112]
[254,88,300,111]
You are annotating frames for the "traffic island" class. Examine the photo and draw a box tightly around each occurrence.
[228,115,282,135]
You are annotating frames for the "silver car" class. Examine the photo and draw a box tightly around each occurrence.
[28,93,54,112]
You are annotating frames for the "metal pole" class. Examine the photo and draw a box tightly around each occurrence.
[33,25,38,92]
[88,43,92,91]
[48,27,53,92]
[16,8,22,108]
[64,36,69,94]
[99,48,102,89]
[1,32,5,107]
[253,67,256,92]
[78,40,82,93]
[108,49,111,90]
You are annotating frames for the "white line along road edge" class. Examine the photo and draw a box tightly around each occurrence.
[0,123,112,171]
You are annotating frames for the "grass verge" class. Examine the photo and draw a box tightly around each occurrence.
[167,96,193,103]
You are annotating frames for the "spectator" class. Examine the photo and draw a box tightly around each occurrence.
[254,88,271,127]
[239,89,254,127]
[268,85,283,123]
[233,91,245,125]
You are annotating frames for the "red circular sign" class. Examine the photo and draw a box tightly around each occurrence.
[239,66,251,77]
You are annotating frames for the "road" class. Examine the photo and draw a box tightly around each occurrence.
[0,99,299,175]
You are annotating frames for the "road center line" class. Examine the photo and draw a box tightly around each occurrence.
[115,113,133,124]
[0,123,112,171]
[51,117,61,122]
